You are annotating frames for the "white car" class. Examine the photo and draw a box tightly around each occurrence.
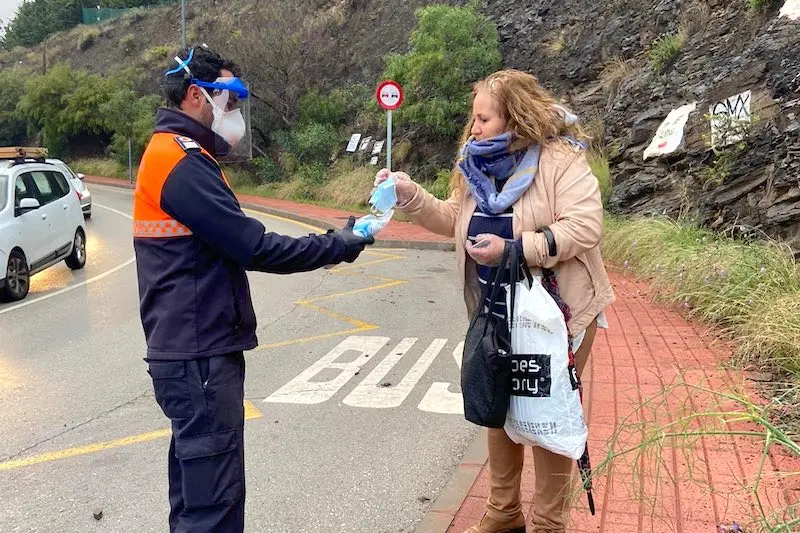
[0,152,87,301]
[47,158,92,218]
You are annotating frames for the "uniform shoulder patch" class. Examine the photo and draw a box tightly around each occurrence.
[174,135,201,152]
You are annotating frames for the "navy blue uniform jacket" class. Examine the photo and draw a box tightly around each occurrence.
[133,108,346,360]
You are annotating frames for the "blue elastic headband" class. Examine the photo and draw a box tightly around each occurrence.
[191,77,250,99]
[166,48,194,76]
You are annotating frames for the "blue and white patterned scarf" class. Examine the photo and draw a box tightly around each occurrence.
[458,106,584,214]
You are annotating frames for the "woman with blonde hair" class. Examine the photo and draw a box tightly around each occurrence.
[375,69,614,532]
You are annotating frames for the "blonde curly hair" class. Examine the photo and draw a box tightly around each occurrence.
[450,69,588,196]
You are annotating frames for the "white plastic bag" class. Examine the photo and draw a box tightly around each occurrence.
[504,276,588,460]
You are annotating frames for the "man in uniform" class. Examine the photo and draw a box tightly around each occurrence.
[133,46,374,532]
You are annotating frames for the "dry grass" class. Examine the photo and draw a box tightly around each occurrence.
[603,216,800,378]
[600,56,633,96]
[548,31,567,54]
[77,27,101,52]
[318,162,374,207]
[587,153,612,205]
[679,2,712,37]
[142,45,172,64]
[70,158,129,180]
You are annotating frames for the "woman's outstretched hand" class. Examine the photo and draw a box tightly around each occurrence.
[374,168,416,205]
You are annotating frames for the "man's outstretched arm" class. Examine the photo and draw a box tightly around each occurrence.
[160,152,370,273]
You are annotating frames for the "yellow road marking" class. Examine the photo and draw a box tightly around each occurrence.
[0,203,407,472]
[329,256,402,272]
[242,208,324,233]
[0,429,173,472]
[297,280,406,304]
[255,325,379,351]
[243,400,264,420]
[0,402,263,473]
[294,302,376,328]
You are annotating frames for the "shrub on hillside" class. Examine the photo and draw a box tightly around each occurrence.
[298,89,348,126]
[0,69,29,146]
[17,64,122,156]
[648,32,686,73]
[252,156,285,184]
[103,92,161,167]
[77,27,101,51]
[424,169,452,200]
[298,85,374,127]
[143,44,172,64]
[287,123,342,165]
[382,2,502,138]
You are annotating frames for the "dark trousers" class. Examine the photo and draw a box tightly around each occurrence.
[147,352,246,533]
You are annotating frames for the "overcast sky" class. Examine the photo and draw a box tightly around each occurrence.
[0,0,25,29]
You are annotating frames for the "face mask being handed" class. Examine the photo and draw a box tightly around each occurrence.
[200,87,246,147]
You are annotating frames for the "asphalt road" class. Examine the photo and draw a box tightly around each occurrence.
[0,184,477,533]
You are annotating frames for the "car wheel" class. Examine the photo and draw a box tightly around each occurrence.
[2,250,30,301]
[65,229,87,270]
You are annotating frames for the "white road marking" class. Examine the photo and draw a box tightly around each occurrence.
[418,342,464,414]
[0,203,134,316]
[265,335,465,413]
[264,336,390,404]
[344,338,446,409]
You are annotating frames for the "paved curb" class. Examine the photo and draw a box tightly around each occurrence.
[85,177,455,252]
[414,429,488,533]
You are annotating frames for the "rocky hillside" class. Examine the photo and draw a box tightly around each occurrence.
[2,0,799,249]
[485,0,800,250]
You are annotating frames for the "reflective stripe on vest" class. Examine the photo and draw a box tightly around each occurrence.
[133,219,193,238]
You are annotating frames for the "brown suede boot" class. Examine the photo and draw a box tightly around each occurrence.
[465,513,526,533]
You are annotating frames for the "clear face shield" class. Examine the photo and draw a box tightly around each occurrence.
[194,77,253,161]
[166,50,253,160]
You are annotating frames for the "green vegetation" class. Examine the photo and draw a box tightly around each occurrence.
[382,2,502,137]
[423,169,452,200]
[0,0,169,49]
[142,44,172,64]
[0,70,29,146]
[587,153,613,205]
[747,0,781,11]
[648,32,686,73]
[70,158,130,179]
[603,216,800,378]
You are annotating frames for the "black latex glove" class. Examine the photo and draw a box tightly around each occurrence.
[332,216,375,263]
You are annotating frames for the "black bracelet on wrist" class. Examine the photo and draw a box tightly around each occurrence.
[536,226,557,257]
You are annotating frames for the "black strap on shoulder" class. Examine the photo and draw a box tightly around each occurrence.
[536,226,557,257]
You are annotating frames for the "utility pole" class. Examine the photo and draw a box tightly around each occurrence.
[181,0,186,48]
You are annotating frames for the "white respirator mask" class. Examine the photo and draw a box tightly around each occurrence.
[199,87,246,147]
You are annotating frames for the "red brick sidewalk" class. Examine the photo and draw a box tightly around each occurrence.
[84,175,453,249]
[445,274,800,533]
[86,175,799,531]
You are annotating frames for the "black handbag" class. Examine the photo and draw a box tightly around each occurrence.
[461,242,528,428]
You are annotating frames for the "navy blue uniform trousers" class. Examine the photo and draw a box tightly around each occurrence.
[147,352,246,533]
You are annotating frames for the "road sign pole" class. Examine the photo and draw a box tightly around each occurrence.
[375,80,403,172]
[386,110,392,172]
[128,137,133,184]
[181,0,186,48]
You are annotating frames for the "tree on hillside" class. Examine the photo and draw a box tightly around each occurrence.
[383,2,502,138]
[1,0,81,49]
[225,1,339,146]
[17,64,119,155]
[0,70,29,145]
[1,0,171,49]
[101,89,161,177]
